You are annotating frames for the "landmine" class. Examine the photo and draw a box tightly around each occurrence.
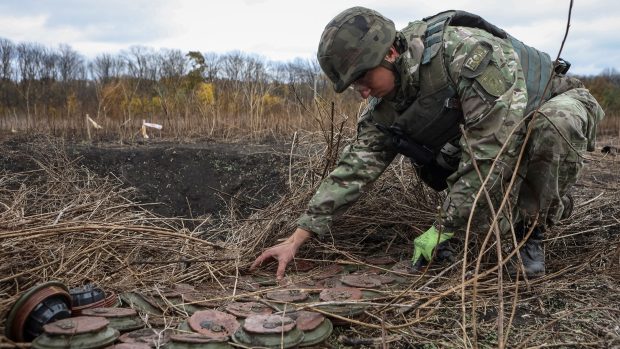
[232,314,304,348]
[7,261,415,346]
[70,284,105,313]
[316,287,368,324]
[264,289,310,303]
[340,274,382,289]
[32,316,119,349]
[286,311,333,347]
[118,328,171,347]
[176,310,239,348]
[105,343,152,349]
[343,272,401,289]
[224,301,273,318]
[167,333,233,349]
[364,255,397,266]
[264,289,310,311]
[289,259,317,272]
[187,310,239,340]
[82,308,144,332]
[119,292,163,316]
[5,281,72,342]
[310,264,344,280]
[73,291,119,316]
[148,287,205,315]
[314,276,343,288]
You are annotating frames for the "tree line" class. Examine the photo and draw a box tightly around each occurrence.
[0,37,357,140]
[0,37,617,140]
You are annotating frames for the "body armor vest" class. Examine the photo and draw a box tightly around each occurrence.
[392,10,555,154]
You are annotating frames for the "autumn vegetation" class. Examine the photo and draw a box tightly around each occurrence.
[0,38,618,141]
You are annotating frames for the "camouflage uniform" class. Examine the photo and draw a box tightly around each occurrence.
[299,11,605,238]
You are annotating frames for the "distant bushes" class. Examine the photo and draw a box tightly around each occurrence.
[0,37,617,141]
[0,38,359,141]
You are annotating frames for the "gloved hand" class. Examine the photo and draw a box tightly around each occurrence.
[411,226,454,269]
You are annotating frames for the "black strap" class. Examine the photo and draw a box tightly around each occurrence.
[379,59,396,72]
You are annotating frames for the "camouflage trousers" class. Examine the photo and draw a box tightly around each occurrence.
[512,87,605,230]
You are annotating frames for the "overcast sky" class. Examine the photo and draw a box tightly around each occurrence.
[0,0,618,76]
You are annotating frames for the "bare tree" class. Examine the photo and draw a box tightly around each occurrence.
[58,44,84,83]
[40,48,60,83]
[16,42,46,118]
[155,49,190,125]
[285,57,322,102]
[90,53,125,83]
[158,49,188,79]
[16,42,45,82]
[0,38,16,110]
[286,58,320,85]
[124,46,157,81]
[0,38,15,81]
[203,52,221,82]
[241,54,273,122]
[89,53,126,119]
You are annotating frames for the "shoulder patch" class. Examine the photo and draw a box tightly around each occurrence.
[462,41,493,78]
[476,64,507,97]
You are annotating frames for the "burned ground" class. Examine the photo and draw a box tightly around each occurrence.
[0,135,289,222]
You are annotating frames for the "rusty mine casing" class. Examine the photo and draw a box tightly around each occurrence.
[70,284,119,316]
[287,310,333,347]
[5,281,73,342]
[31,316,119,349]
[118,327,172,348]
[173,309,238,348]
[167,333,233,349]
[82,308,144,333]
[232,314,304,348]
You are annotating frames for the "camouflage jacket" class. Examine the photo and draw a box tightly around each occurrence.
[298,18,583,237]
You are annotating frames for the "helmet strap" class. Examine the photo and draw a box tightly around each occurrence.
[379,59,396,72]
[388,53,420,110]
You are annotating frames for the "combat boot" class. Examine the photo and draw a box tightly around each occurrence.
[509,224,545,278]
[560,193,573,220]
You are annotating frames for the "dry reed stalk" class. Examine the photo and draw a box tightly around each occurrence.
[0,130,618,347]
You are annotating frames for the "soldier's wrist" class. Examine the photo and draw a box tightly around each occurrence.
[291,227,313,248]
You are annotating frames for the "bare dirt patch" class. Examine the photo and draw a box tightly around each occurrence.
[0,135,289,221]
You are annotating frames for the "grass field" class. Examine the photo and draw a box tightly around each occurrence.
[0,120,617,347]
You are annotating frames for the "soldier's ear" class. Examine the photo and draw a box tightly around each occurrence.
[385,46,399,62]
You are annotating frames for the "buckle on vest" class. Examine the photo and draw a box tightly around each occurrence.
[554,58,571,75]
[444,98,461,109]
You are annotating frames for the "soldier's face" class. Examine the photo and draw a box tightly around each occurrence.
[352,66,396,99]
[351,46,399,99]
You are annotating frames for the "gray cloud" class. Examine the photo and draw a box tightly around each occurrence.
[378,1,620,75]
[0,0,617,75]
[0,0,170,43]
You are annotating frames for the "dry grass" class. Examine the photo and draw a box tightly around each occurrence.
[0,132,618,348]
[0,137,238,327]
[0,86,362,146]
[225,132,620,348]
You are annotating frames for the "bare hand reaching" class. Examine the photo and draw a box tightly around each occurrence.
[250,228,312,280]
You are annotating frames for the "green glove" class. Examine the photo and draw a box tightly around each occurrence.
[411,226,454,266]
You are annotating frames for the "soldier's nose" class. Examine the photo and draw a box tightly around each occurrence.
[356,86,371,99]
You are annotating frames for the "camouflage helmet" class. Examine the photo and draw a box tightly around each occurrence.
[318,7,396,93]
